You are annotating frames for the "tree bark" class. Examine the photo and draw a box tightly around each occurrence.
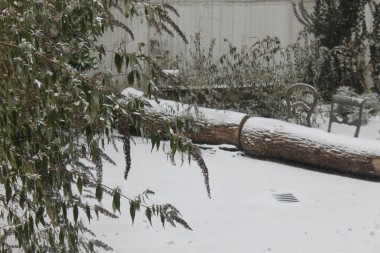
[142,105,247,146]
[240,117,380,177]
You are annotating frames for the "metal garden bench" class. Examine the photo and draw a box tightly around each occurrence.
[327,95,366,138]
[285,83,318,127]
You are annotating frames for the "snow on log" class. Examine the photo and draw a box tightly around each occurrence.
[122,88,380,178]
[241,117,380,177]
[121,88,247,146]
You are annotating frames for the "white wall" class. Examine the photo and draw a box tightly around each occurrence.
[99,0,377,88]
[99,0,315,71]
[156,0,314,58]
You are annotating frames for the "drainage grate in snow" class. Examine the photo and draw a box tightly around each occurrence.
[272,193,299,203]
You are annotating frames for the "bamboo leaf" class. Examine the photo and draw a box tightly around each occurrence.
[62,203,67,222]
[114,52,123,73]
[5,179,11,203]
[95,184,103,202]
[94,206,99,220]
[28,216,34,234]
[145,208,152,226]
[160,211,165,227]
[151,134,157,152]
[112,189,121,214]
[73,204,78,223]
[48,232,55,248]
[46,201,54,221]
[59,229,65,245]
[128,71,135,85]
[85,204,91,223]
[77,177,83,195]
[170,138,176,155]
[130,201,136,225]
[19,188,26,209]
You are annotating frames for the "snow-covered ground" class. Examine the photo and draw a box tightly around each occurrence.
[90,115,380,253]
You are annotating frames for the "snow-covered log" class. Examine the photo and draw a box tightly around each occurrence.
[122,88,248,146]
[240,117,380,177]
[122,88,380,178]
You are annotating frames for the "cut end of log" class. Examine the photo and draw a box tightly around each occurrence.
[372,158,380,174]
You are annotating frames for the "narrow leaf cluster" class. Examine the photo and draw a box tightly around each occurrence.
[0,0,199,252]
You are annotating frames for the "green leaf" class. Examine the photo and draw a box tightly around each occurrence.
[94,206,99,220]
[112,189,121,214]
[69,230,77,250]
[28,216,34,235]
[170,138,177,155]
[98,45,105,60]
[160,211,165,227]
[62,15,69,39]
[88,241,94,252]
[139,126,145,138]
[23,221,29,240]
[93,92,100,109]
[125,54,130,68]
[19,188,26,209]
[114,52,123,73]
[141,75,150,94]
[62,203,67,222]
[130,201,136,225]
[90,102,97,123]
[128,71,135,85]
[130,54,138,68]
[85,204,91,223]
[45,201,54,221]
[95,184,102,202]
[176,118,184,130]
[5,179,11,203]
[48,231,55,248]
[36,206,45,227]
[145,208,152,226]
[163,120,171,135]
[59,229,65,245]
[77,177,83,195]
[73,204,78,223]
[151,135,156,152]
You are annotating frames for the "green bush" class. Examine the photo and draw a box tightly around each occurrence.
[293,0,369,99]
[154,33,294,119]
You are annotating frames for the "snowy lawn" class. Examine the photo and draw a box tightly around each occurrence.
[90,116,380,253]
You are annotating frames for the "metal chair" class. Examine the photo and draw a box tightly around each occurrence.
[327,95,366,138]
[285,83,318,127]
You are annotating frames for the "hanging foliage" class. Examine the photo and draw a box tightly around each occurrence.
[0,0,208,252]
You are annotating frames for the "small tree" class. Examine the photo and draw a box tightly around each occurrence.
[0,0,208,252]
[293,0,369,99]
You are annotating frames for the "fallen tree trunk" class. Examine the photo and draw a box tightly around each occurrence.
[123,88,248,146]
[139,106,246,146]
[240,117,380,177]
[122,88,380,178]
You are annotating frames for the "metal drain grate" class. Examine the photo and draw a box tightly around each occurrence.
[272,193,299,203]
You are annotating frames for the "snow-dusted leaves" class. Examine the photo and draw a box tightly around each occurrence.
[118,120,132,180]
[191,145,211,198]
[112,188,121,214]
[161,204,192,231]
